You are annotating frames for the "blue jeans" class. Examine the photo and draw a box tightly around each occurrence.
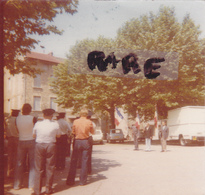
[14,140,35,189]
[67,139,90,185]
[145,138,151,151]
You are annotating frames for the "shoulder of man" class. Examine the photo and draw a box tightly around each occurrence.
[55,120,60,126]
[47,120,60,128]
[51,119,58,124]
[34,120,42,126]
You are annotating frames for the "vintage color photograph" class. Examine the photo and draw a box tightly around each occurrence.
[3,0,205,195]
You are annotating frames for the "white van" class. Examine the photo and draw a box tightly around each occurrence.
[167,106,205,145]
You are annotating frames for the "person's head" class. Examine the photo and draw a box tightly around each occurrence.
[80,108,88,117]
[58,112,65,119]
[162,120,167,126]
[11,109,20,117]
[87,110,93,119]
[22,103,32,115]
[43,109,55,120]
[145,122,150,127]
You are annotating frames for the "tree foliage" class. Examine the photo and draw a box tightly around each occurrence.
[51,37,127,128]
[3,0,78,76]
[51,6,205,127]
[116,6,205,118]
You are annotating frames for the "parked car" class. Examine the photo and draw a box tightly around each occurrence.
[92,129,104,144]
[107,129,124,143]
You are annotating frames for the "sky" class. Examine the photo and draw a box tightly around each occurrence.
[32,0,205,58]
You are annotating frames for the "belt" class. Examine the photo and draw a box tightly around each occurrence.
[75,138,89,140]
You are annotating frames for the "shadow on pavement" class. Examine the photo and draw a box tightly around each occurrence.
[115,139,205,147]
[4,172,30,195]
[88,157,121,185]
[4,177,14,195]
[92,158,121,173]
[47,155,121,193]
[167,140,205,147]
[4,150,122,194]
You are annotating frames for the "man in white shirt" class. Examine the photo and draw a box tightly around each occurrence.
[33,109,61,195]
[14,104,37,190]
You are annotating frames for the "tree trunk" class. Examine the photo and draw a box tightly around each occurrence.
[109,105,116,129]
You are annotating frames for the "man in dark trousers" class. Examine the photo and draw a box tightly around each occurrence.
[66,108,94,186]
[159,120,169,152]
[5,109,20,178]
[132,124,140,150]
[56,112,72,170]
[33,109,61,195]
[144,122,153,151]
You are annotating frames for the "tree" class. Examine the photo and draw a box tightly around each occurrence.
[3,0,78,76]
[50,37,130,129]
[51,6,205,128]
[116,6,205,119]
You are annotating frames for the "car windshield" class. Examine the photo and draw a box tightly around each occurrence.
[111,129,122,134]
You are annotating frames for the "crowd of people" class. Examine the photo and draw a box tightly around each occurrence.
[5,103,169,195]
[132,121,169,152]
[4,103,95,195]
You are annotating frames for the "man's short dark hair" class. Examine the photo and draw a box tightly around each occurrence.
[43,109,55,117]
[22,103,32,115]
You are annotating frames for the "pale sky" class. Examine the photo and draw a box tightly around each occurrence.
[32,0,205,58]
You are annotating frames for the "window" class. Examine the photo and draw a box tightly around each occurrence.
[34,74,41,88]
[17,96,21,109]
[33,96,41,111]
[8,78,11,91]
[50,97,57,111]
[43,64,49,71]
[8,99,10,112]
[49,75,54,89]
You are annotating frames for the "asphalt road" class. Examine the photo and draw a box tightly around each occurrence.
[4,141,205,195]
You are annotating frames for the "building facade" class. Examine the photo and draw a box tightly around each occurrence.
[4,51,67,118]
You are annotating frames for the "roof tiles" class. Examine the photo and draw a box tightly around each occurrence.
[26,52,63,64]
